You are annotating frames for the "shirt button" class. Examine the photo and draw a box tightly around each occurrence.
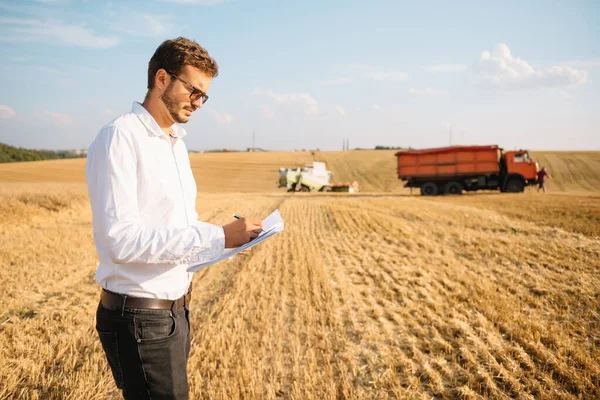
[137,338,141,343]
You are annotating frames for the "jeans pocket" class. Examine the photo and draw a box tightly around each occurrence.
[97,330,124,388]
[135,313,177,344]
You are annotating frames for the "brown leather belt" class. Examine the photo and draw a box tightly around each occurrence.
[100,288,192,311]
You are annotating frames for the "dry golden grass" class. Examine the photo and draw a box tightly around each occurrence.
[531,151,600,194]
[428,193,600,237]
[1,150,598,194]
[0,150,599,399]
[0,159,86,183]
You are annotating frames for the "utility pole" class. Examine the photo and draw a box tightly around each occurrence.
[449,125,452,146]
[252,131,255,151]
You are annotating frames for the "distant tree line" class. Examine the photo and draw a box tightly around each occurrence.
[202,149,243,153]
[189,148,271,153]
[0,142,87,163]
[374,145,406,150]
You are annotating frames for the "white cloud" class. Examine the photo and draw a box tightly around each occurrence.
[0,2,53,14]
[0,17,119,48]
[139,15,177,36]
[115,16,175,37]
[365,70,409,81]
[324,65,409,84]
[372,104,381,110]
[426,64,467,72]
[0,105,16,119]
[210,110,233,124]
[558,90,572,99]
[255,89,319,116]
[33,65,61,74]
[9,56,30,62]
[408,88,449,97]
[105,5,179,38]
[43,111,73,125]
[560,59,600,68]
[335,105,346,117]
[477,43,587,89]
[261,105,276,120]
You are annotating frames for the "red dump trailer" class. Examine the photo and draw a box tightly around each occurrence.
[395,145,539,195]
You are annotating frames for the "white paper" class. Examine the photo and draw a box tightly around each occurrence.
[186,209,284,272]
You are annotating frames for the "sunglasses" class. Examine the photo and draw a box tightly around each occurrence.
[164,69,209,105]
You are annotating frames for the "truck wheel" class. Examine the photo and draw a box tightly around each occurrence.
[505,179,525,193]
[421,182,438,196]
[445,181,463,195]
[321,186,332,192]
[300,185,310,192]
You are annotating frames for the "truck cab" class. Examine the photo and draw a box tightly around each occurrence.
[501,150,539,191]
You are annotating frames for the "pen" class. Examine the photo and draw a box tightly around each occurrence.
[232,214,243,219]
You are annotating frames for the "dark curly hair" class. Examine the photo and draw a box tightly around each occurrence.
[147,37,218,89]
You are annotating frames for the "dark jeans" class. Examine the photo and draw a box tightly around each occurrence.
[96,301,191,399]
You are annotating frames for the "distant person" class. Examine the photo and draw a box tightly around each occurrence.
[86,37,263,399]
[537,166,552,194]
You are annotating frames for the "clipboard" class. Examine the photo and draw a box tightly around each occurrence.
[187,209,284,272]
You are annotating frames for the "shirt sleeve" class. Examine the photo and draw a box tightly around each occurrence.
[86,125,225,265]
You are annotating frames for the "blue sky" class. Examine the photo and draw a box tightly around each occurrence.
[0,0,599,151]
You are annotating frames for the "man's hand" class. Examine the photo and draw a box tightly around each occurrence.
[222,218,263,248]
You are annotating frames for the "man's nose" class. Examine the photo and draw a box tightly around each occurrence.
[191,98,203,108]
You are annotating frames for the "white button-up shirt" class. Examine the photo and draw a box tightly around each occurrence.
[86,102,225,300]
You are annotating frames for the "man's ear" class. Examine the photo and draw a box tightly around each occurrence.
[155,69,169,90]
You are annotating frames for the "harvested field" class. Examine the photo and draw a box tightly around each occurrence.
[0,150,599,399]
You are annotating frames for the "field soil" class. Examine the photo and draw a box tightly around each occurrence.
[0,150,598,399]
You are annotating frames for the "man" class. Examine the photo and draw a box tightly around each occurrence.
[537,166,552,194]
[86,37,263,399]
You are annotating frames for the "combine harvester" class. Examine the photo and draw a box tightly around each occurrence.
[395,145,539,195]
[278,162,359,193]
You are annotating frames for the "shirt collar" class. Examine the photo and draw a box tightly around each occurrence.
[132,102,187,139]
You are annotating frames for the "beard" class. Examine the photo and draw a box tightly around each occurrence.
[161,83,193,124]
